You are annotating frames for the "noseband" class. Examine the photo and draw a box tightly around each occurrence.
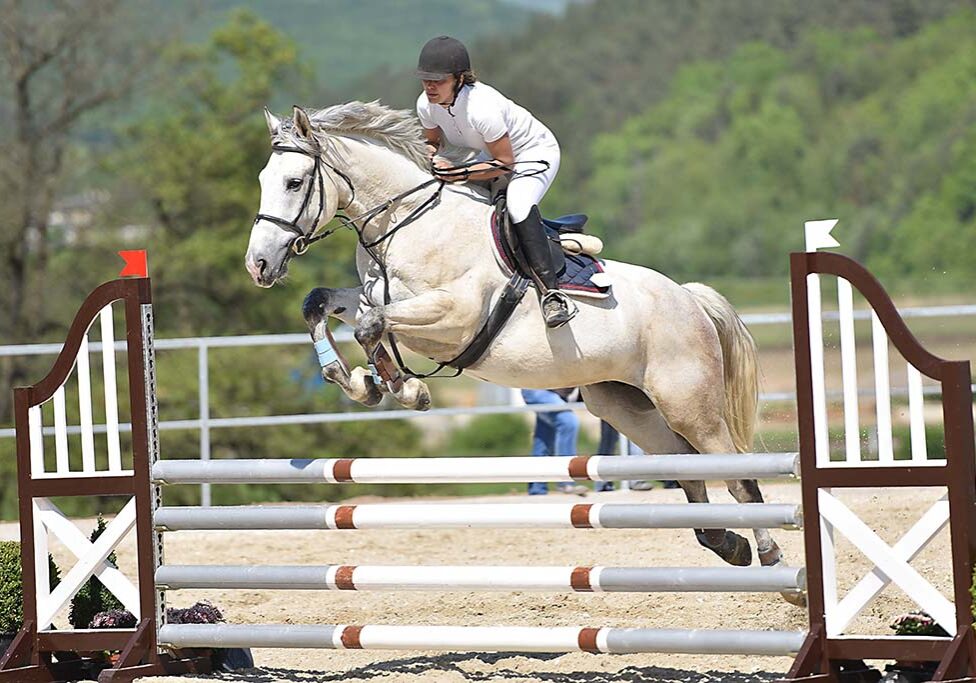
[253,145,354,255]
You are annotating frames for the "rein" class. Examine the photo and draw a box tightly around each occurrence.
[254,145,544,380]
[369,158,550,380]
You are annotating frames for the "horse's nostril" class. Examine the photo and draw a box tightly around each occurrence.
[257,258,268,276]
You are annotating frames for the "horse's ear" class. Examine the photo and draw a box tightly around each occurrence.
[264,107,281,135]
[292,105,313,139]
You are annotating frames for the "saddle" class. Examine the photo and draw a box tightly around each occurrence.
[491,195,611,298]
[432,197,611,373]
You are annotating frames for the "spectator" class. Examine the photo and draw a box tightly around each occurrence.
[596,421,679,491]
[594,420,618,492]
[521,388,588,496]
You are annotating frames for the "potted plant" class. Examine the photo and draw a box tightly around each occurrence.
[88,601,253,672]
[880,611,948,683]
[165,602,254,672]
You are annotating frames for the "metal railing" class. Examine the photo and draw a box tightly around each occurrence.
[2,304,974,505]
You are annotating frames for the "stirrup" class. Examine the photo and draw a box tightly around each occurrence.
[541,290,578,328]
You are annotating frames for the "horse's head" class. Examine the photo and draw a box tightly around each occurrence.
[245,106,344,287]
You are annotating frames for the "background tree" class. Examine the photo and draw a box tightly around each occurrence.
[0,0,165,419]
[115,9,326,334]
[110,12,425,508]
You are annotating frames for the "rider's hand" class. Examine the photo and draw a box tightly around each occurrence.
[432,158,469,183]
[425,143,438,159]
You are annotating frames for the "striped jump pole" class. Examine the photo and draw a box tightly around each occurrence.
[155,564,806,594]
[151,452,799,484]
[154,502,802,531]
[158,623,808,656]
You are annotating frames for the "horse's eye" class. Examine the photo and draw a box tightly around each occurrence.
[286,178,303,191]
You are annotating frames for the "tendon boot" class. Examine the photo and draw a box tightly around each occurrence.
[512,205,576,328]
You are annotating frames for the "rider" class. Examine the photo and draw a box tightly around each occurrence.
[415,35,572,328]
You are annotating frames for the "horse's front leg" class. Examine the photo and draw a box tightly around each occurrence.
[302,286,383,407]
[355,289,465,411]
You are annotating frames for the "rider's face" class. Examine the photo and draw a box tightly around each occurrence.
[422,76,456,106]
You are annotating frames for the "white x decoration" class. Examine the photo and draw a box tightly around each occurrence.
[819,489,953,636]
[33,497,141,630]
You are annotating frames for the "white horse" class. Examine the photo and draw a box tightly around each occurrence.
[245,102,798,593]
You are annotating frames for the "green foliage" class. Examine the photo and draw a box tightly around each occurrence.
[890,610,949,637]
[0,542,22,634]
[0,542,60,634]
[96,11,424,508]
[7,2,976,518]
[972,568,976,627]
[575,8,976,282]
[112,10,323,335]
[151,342,426,506]
[446,414,531,456]
[355,0,971,223]
[892,424,946,461]
[171,0,535,92]
[68,517,124,629]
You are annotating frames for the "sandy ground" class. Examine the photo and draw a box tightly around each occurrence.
[1,481,955,682]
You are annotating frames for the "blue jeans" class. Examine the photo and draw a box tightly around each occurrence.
[594,420,620,492]
[521,389,579,495]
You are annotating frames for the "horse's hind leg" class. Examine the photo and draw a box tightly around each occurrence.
[580,381,752,567]
[725,479,782,565]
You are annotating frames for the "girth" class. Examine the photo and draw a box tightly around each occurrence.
[446,273,529,370]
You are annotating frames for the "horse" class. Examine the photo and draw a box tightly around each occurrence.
[244,102,799,600]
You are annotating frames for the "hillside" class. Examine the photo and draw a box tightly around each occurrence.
[337,0,975,281]
[170,0,542,89]
[580,9,976,281]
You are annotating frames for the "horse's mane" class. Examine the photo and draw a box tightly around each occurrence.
[273,101,429,170]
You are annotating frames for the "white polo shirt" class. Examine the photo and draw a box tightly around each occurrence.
[416,82,557,159]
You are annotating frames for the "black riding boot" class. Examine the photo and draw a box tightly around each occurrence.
[512,205,574,328]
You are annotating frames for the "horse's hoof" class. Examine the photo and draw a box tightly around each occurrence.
[696,529,753,567]
[414,389,431,411]
[349,367,384,407]
[401,378,431,412]
[758,543,784,567]
[781,590,807,607]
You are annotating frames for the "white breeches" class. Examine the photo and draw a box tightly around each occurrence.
[506,143,561,223]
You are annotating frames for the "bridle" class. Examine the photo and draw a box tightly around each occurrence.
[253,144,356,255]
[252,141,453,379]
[251,143,549,381]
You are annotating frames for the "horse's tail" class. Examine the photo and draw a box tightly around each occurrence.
[682,282,759,453]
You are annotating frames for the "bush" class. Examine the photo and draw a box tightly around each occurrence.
[0,542,22,634]
[167,601,224,624]
[90,609,137,629]
[0,541,60,633]
[446,414,531,456]
[68,516,123,629]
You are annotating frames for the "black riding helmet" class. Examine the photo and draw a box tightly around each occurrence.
[416,36,470,80]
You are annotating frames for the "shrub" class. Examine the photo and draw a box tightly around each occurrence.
[68,516,124,629]
[0,541,60,633]
[167,601,224,624]
[446,413,531,456]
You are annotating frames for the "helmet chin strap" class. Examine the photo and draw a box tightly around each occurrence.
[445,74,466,116]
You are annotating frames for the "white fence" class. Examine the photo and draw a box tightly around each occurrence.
[2,305,974,505]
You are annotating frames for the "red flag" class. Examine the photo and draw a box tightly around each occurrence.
[118,250,148,277]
